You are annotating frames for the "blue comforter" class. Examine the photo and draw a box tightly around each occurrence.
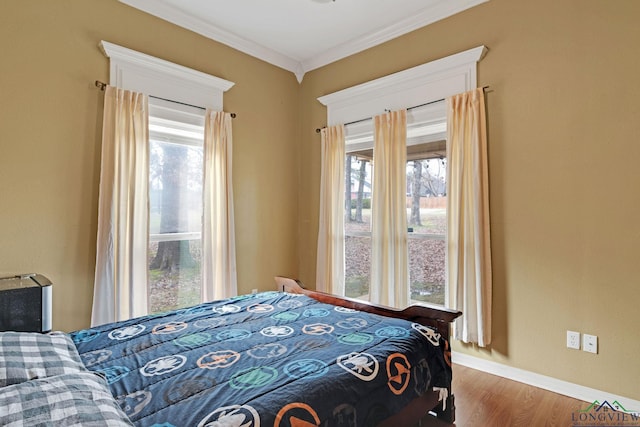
[71,291,451,426]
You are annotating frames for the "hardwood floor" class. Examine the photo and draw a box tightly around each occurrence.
[424,364,586,427]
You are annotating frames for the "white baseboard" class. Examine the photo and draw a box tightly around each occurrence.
[452,351,640,410]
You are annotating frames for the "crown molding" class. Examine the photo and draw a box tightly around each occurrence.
[119,0,488,83]
[118,0,301,76]
[301,0,489,75]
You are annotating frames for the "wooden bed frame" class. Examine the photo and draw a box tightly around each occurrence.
[274,276,462,425]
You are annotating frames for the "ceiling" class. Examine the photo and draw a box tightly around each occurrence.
[119,0,488,82]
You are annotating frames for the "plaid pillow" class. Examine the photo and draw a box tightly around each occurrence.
[0,371,134,426]
[0,331,86,386]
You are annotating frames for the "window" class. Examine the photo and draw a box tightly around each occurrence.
[343,103,448,305]
[97,41,235,321]
[148,101,205,312]
[318,46,486,307]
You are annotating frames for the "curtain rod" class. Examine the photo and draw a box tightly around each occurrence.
[94,80,236,118]
[314,85,490,133]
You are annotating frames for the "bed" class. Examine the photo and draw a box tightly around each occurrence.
[273,277,462,426]
[0,277,461,427]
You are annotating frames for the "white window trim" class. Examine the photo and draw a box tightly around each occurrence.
[150,232,201,243]
[99,40,234,110]
[317,45,487,126]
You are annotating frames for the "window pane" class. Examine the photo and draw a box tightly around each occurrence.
[407,156,446,306]
[345,235,371,299]
[409,238,445,305]
[148,122,204,313]
[345,155,372,300]
[148,239,202,313]
[149,140,203,235]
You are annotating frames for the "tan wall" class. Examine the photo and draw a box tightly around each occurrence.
[298,0,640,400]
[0,1,299,332]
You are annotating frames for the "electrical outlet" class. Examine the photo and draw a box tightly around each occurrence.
[251,288,258,294]
[583,334,598,354]
[567,331,580,350]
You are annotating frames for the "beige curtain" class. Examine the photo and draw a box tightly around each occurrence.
[370,110,409,307]
[92,86,149,326]
[316,125,346,295]
[446,88,492,347]
[202,110,237,301]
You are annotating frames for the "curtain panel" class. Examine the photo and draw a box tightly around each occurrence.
[202,110,238,301]
[92,86,149,326]
[370,110,410,308]
[446,87,492,347]
[316,125,346,295]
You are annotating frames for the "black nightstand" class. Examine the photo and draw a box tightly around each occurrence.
[0,274,52,332]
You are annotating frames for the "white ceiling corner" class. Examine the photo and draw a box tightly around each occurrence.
[119,0,489,83]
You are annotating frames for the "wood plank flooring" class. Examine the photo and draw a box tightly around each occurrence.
[424,364,586,427]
